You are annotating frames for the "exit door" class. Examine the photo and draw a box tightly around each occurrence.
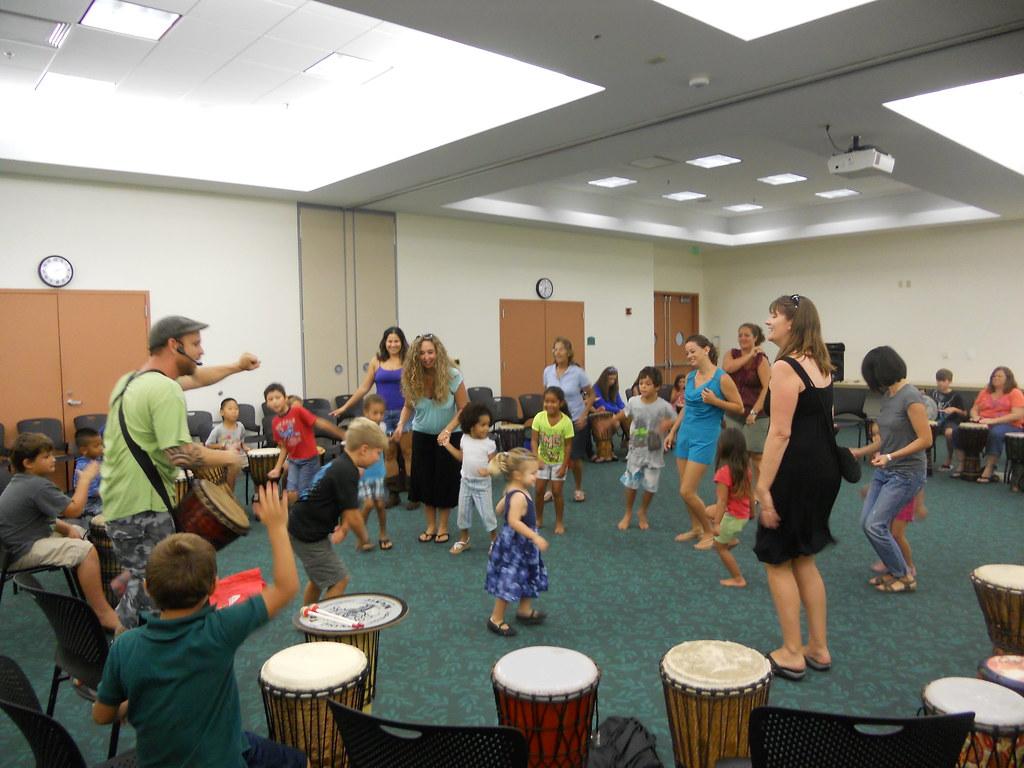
[654,292,699,387]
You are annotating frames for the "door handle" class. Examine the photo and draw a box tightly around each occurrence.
[67,399,82,406]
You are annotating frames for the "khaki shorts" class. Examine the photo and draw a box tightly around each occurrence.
[10,532,92,570]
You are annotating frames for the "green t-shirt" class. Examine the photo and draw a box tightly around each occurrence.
[531,411,575,465]
[97,597,269,768]
[100,371,191,522]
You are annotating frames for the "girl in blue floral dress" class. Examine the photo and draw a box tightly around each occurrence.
[485,448,549,637]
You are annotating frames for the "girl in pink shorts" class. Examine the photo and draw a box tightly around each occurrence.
[870,489,926,578]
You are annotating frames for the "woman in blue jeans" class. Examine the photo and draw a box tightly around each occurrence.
[855,347,933,594]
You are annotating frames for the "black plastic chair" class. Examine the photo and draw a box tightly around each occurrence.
[237,403,259,437]
[73,414,108,434]
[333,395,363,423]
[0,540,80,609]
[0,459,10,495]
[715,705,975,768]
[328,701,527,768]
[13,574,121,758]
[303,397,332,415]
[18,418,73,484]
[0,421,6,456]
[468,387,494,405]
[832,388,868,445]
[186,411,213,443]
[261,412,276,448]
[518,394,543,424]
[0,656,136,767]
[492,396,520,424]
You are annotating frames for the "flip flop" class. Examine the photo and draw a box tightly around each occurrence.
[515,609,547,625]
[434,532,450,544]
[418,531,436,543]
[487,618,516,637]
[378,538,393,550]
[766,652,805,681]
[804,655,832,672]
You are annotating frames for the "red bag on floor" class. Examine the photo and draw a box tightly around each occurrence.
[210,568,265,610]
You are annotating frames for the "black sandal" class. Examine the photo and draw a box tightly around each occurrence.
[487,619,516,637]
[515,610,547,625]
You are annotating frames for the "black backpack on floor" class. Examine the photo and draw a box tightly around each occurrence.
[587,716,664,768]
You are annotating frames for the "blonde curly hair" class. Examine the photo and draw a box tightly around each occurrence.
[488,448,538,479]
[402,334,457,403]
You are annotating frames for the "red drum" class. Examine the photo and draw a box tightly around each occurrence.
[173,478,250,550]
[959,423,990,481]
[923,677,1024,768]
[979,655,1024,697]
[589,412,615,462]
[492,646,600,768]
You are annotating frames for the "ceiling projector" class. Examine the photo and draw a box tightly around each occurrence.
[828,147,895,177]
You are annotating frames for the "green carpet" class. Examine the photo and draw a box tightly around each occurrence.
[3,436,1022,766]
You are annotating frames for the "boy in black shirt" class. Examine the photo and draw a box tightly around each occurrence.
[287,417,388,605]
[931,368,967,470]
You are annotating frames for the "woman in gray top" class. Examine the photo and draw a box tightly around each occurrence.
[856,346,933,594]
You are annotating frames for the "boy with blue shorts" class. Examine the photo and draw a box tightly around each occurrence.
[614,367,676,531]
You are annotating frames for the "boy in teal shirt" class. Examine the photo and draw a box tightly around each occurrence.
[93,483,305,768]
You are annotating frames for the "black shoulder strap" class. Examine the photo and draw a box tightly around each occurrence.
[114,371,177,514]
[781,357,841,453]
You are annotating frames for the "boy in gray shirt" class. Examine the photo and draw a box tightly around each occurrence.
[206,397,248,490]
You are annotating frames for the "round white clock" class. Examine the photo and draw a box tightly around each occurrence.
[536,277,554,300]
[38,255,74,287]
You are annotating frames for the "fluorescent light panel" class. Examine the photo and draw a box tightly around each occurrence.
[723,203,763,212]
[81,0,179,41]
[662,191,706,201]
[649,0,879,41]
[588,176,637,188]
[815,188,859,199]
[884,71,1024,178]
[686,153,741,168]
[758,172,807,185]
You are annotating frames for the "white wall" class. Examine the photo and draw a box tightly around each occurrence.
[0,175,303,415]
[396,214,684,393]
[701,220,1024,386]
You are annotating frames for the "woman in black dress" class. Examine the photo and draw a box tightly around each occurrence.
[754,294,841,681]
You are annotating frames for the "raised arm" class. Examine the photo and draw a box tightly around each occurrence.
[314,416,347,442]
[253,483,299,617]
[63,461,100,519]
[331,360,378,417]
[177,353,260,391]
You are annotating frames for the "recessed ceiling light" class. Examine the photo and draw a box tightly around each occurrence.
[884,71,1024,178]
[36,72,116,96]
[723,203,763,212]
[815,188,860,199]
[304,53,390,85]
[649,0,879,41]
[758,172,807,185]
[629,155,675,169]
[588,176,637,188]
[686,154,741,169]
[662,191,706,201]
[80,0,180,41]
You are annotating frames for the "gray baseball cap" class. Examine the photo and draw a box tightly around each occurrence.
[148,315,209,351]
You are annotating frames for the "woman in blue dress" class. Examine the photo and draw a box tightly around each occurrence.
[665,334,744,549]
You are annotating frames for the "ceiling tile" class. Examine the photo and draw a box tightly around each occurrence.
[47,25,154,83]
[239,35,327,71]
[187,57,293,103]
[0,39,58,73]
[256,71,329,105]
[189,0,296,34]
[0,60,39,86]
[160,14,257,58]
[148,0,201,13]
[116,43,230,98]
[268,3,377,51]
[0,0,90,23]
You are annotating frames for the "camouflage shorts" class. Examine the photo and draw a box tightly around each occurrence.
[106,511,176,628]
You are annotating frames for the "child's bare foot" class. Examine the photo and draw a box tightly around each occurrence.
[617,514,631,530]
[720,577,747,588]
[554,523,566,535]
[694,535,715,550]
[637,512,650,530]
[871,560,887,573]
[675,529,701,542]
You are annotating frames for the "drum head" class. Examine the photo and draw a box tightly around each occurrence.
[248,448,281,458]
[90,515,107,529]
[979,656,1024,692]
[260,642,367,690]
[196,480,250,532]
[973,564,1024,590]
[923,677,1024,728]
[661,640,771,689]
[921,395,938,421]
[961,422,988,430]
[295,593,409,635]
[492,646,599,696]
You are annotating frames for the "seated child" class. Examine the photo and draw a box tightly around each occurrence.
[357,395,392,551]
[612,366,676,531]
[0,433,121,631]
[206,397,248,489]
[72,427,104,526]
[931,368,966,470]
[287,417,388,606]
[93,483,305,768]
[264,383,347,504]
[705,428,753,588]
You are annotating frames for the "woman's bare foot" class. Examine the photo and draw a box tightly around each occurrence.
[802,644,832,668]
[720,577,747,588]
[637,512,650,530]
[617,514,632,530]
[554,523,566,535]
[675,529,701,542]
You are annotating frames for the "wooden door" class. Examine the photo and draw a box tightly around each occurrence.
[655,292,699,386]
[499,300,547,401]
[0,291,63,450]
[57,291,149,441]
[543,300,586,370]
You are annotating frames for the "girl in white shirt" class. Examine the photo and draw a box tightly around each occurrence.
[442,402,498,554]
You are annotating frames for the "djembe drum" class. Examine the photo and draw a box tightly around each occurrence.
[979,655,1024,697]
[922,676,1024,767]
[174,469,189,506]
[247,447,281,486]
[492,645,600,768]
[972,564,1024,655]
[959,423,990,481]
[295,593,409,711]
[589,412,615,462]
[173,479,250,550]
[493,423,527,452]
[661,640,772,768]
[87,515,122,608]
[194,464,227,485]
[260,642,368,768]
[1004,433,1024,490]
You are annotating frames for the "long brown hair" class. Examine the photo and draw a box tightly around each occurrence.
[685,334,718,365]
[768,294,833,375]
[595,366,619,402]
[987,366,1018,394]
[715,428,751,500]
[402,334,456,403]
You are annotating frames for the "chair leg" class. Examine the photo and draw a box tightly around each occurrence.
[108,718,121,759]
[62,566,82,599]
[46,664,62,716]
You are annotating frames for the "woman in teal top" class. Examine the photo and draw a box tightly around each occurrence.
[394,334,469,545]
[666,334,744,549]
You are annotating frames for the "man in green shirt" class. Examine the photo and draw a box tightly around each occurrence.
[101,315,259,627]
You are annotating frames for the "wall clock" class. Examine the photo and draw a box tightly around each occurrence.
[38,255,74,287]
[535,277,554,299]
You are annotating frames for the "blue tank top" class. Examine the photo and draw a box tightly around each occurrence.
[684,368,726,431]
[374,365,404,411]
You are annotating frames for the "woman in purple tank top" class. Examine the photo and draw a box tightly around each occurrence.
[333,327,417,509]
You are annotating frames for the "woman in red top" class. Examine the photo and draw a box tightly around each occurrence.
[722,323,771,485]
[952,366,1024,482]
